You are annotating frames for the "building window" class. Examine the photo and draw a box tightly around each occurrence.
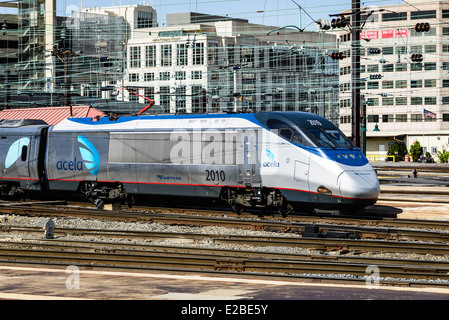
[382,97,394,106]
[367,64,378,73]
[443,97,449,105]
[144,73,154,82]
[159,86,171,112]
[175,86,186,113]
[444,80,449,88]
[396,114,407,122]
[443,45,449,53]
[410,10,436,20]
[192,85,205,113]
[160,72,170,81]
[368,115,379,123]
[382,114,394,122]
[382,47,393,55]
[129,73,139,82]
[382,12,407,21]
[444,27,449,36]
[396,80,407,88]
[411,80,422,88]
[145,45,156,67]
[137,11,153,28]
[411,114,422,122]
[161,44,172,66]
[425,45,436,53]
[396,97,407,105]
[443,114,449,121]
[367,81,379,89]
[425,97,437,105]
[366,98,379,106]
[395,63,407,72]
[443,62,449,70]
[410,45,422,53]
[176,44,187,66]
[130,46,141,68]
[424,62,436,71]
[208,43,218,65]
[411,97,423,105]
[382,81,394,89]
[191,71,202,80]
[193,42,204,65]
[175,71,186,80]
[411,63,423,71]
[425,79,436,87]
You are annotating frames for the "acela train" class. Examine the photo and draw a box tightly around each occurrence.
[0,112,380,216]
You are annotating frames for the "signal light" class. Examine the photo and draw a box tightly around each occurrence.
[410,53,423,63]
[369,74,382,80]
[329,52,344,60]
[331,18,349,29]
[368,48,382,55]
[414,22,430,32]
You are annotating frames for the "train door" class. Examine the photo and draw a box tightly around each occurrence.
[238,129,261,186]
[294,157,310,192]
[13,136,31,178]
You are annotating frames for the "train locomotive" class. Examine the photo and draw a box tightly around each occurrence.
[0,112,380,216]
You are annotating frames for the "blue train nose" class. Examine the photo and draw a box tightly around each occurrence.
[338,170,380,200]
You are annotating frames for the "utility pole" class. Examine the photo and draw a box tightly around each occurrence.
[351,0,361,150]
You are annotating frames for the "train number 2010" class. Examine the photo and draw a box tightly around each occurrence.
[206,170,226,182]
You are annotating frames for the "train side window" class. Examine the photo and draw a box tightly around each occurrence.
[21,145,28,162]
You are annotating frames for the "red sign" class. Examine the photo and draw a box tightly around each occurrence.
[382,30,394,38]
[395,29,407,37]
[360,31,378,40]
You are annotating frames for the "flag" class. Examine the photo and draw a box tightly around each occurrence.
[424,109,436,118]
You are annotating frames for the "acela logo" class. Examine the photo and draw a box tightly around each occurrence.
[78,135,100,176]
[56,135,100,176]
[263,149,280,167]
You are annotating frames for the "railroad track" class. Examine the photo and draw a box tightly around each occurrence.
[2,199,449,288]
[1,233,449,288]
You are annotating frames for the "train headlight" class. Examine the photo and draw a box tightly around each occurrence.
[317,185,332,196]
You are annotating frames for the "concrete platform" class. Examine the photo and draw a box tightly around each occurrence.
[0,265,448,302]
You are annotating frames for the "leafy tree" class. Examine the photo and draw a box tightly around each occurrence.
[387,142,407,162]
[409,141,422,162]
[437,144,449,163]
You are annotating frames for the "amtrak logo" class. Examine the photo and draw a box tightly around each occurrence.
[78,135,100,176]
[5,137,30,168]
[263,149,280,168]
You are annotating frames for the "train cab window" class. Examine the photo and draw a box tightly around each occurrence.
[266,119,314,147]
[307,129,336,148]
[324,129,354,148]
[307,129,354,149]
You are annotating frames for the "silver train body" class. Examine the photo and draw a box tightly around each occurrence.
[0,112,380,216]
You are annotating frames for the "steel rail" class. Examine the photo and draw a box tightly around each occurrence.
[0,242,448,288]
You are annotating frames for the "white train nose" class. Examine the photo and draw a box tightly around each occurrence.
[338,170,380,200]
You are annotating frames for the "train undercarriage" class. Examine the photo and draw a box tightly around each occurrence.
[220,186,293,217]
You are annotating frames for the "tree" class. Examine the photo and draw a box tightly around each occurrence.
[409,141,422,162]
[437,144,449,163]
[387,142,407,162]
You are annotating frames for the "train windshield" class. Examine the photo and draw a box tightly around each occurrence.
[307,128,354,149]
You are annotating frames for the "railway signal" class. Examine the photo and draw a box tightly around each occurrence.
[368,48,382,55]
[329,52,344,60]
[331,18,349,29]
[415,22,430,32]
[410,53,423,63]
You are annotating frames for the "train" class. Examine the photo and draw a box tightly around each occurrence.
[0,111,380,216]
